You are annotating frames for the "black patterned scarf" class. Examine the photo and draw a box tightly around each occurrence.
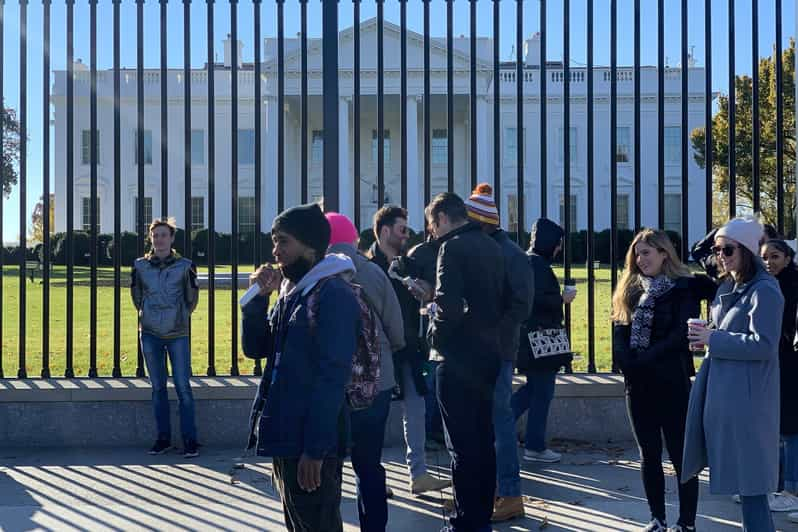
[629,275,676,350]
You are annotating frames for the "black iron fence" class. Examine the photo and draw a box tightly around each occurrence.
[0,0,794,378]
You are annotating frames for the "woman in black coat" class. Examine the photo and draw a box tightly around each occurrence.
[760,239,798,508]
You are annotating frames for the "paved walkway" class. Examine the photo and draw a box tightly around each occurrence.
[0,442,794,531]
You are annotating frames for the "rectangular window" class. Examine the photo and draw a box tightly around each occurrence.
[238,196,256,234]
[432,129,448,165]
[616,127,631,163]
[191,130,205,165]
[135,197,153,234]
[134,130,153,166]
[503,128,526,166]
[81,130,99,165]
[559,194,578,231]
[81,197,99,232]
[191,197,204,231]
[664,193,681,233]
[616,194,630,229]
[507,194,518,234]
[371,130,391,163]
[558,127,578,164]
[238,129,255,165]
[311,130,324,164]
[665,126,681,165]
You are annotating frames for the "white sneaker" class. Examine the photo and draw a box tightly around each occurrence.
[768,492,798,512]
[788,511,798,523]
[523,449,561,463]
[642,518,667,532]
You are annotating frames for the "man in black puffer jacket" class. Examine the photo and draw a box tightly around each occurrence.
[424,192,505,532]
[513,218,573,464]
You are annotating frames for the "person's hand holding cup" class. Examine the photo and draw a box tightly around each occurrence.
[250,263,282,296]
[687,318,710,352]
[562,283,577,304]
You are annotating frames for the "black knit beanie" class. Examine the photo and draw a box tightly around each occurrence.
[271,203,331,258]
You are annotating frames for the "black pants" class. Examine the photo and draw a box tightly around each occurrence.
[437,358,500,532]
[272,456,344,532]
[626,377,698,527]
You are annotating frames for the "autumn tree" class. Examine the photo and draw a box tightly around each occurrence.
[1,107,21,198]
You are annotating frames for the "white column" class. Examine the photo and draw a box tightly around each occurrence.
[338,98,353,220]
[264,97,279,225]
[406,96,422,231]
[476,96,490,187]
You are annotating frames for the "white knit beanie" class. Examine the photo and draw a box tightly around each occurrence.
[716,216,764,256]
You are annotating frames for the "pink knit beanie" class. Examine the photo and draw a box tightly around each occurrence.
[325,212,360,247]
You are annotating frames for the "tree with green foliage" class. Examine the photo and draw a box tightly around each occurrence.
[1,107,21,199]
[691,39,796,236]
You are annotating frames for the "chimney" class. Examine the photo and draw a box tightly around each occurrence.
[524,33,541,67]
[223,34,243,67]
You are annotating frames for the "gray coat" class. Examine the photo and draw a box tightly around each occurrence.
[329,243,405,392]
[131,252,199,339]
[682,266,783,496]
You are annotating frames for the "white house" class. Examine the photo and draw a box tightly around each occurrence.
[52,18,708,245]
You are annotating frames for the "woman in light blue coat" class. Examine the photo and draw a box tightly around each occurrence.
[684,217,784,532]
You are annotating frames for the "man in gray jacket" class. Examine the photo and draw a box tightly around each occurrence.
[325,212,405,532]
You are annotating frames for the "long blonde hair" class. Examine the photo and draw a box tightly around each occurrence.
[611,229,691,324]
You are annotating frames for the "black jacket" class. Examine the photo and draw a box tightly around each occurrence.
[612,276,708,387]
[427,222,505,369]
[491,229,534,361]
[517,219,572,373]
[776,266,798,435]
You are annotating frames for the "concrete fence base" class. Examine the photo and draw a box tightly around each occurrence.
[0,374,632,448]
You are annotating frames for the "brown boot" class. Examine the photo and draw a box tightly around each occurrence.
[491,496,525,522]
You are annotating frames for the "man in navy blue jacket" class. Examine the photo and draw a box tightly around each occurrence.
[242,203,361,532]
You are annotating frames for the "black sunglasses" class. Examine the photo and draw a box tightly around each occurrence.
[712,244,739,257]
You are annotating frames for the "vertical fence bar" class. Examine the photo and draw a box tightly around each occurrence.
[446,0,453,193]
[400,0,407,208]
[353,0,360,226]
[300,0,307,203]
[253,0,262,376]
[183,0,191,255]
[0,0,4,379]
[135,0,145,377]
[423,0,430,206]
[230,0,239,376]
[776,0,784,233]
[610,0,617,292]
[516,0,524,245]
[161,0,168,217]
[42,0,51,378]
[728,0,736,218]
[377,0,384,207]
[681,0,689,260]
[89,0,98,377]
[65,0,75,377]
[207,0,216,376]
[469,0,476,190]
[705,0,712,232]
[563,0,571,373]
[540,0,547,217]
[586,0,595,372]
[18,0,27,379]
[657,0,664,229]
[751,0,759,212]
[112,0,121,377]
[493,0,500,215]
[633,0,640,230]
[277,0,284,213]
[322,0,339,210]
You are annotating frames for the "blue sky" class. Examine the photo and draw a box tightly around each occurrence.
[1,0,795,243]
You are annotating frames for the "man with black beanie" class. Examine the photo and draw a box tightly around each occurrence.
[242,203,361,532]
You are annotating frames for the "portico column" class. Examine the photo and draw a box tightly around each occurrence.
[338,97,353,220]
[406,96,422,230]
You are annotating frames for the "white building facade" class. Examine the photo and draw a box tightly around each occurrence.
[52,19,708,245]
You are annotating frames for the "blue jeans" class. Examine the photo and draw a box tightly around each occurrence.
[780,434,798,493]
[740,495,775,532]
[494,361,521,497]
[140,333,197,444]
[511,369,557,452]
[424,361,443,436]
[350,389,392,532]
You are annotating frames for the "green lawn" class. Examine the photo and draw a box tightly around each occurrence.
[0,265,616,378]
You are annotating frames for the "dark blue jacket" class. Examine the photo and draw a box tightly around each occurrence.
[241,255,360,459]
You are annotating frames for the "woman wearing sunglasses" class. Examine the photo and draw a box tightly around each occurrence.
[611,229,707,532]
[684,217,784,532]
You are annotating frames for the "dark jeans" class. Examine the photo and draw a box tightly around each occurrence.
[740,495,775,532]
[425,361,443,436]
[272,456,344,532]
[511,369,557,452]
[350,389,392,532]
[437,358,499,532]
[626,378,698,527]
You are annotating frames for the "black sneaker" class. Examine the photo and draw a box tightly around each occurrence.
[148,439,173,455]
[184,440,200,459]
